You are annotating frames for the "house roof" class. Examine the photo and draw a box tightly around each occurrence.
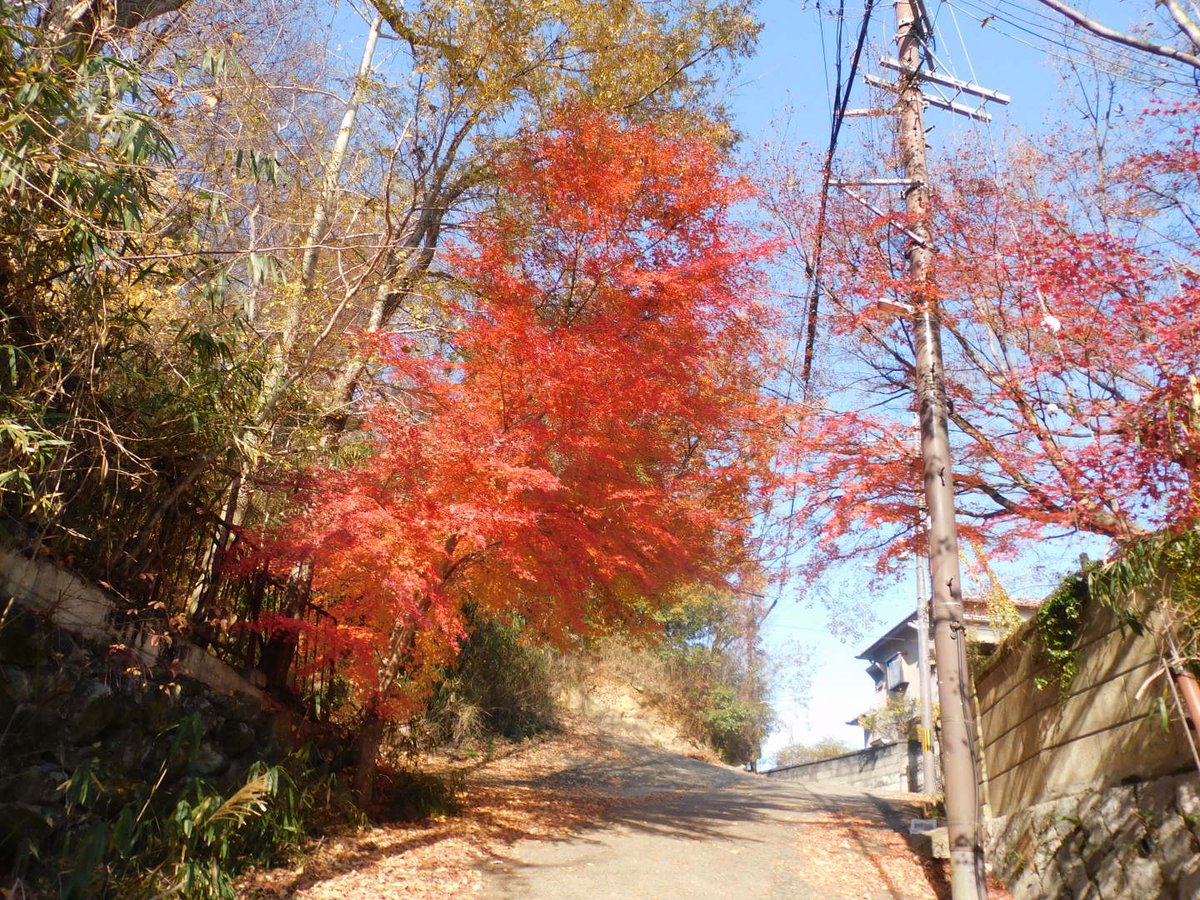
[856,595,1044,662]
[855,611,918,662]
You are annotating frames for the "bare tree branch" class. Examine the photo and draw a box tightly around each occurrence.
[114,0,189,28]
[1160,0,1200,54]
[1032,0,1200,71]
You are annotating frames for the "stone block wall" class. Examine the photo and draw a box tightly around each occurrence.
[0,545,348,886]
[0,544,267,702]
[0,605,314,875]
[764,740,923,793]
[986,773,1200,899]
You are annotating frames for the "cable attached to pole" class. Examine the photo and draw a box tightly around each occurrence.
[798,0,878,392]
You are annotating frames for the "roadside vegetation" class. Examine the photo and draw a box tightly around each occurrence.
[774,739,856,768]
[5,0,1200,893]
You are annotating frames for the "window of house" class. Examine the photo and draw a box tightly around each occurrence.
[885,653,905,690]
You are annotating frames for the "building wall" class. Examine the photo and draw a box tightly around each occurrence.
[763,740,924,793]
[858,632,923,747]
[874,643,921,697]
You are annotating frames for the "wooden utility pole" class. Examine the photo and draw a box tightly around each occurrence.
[892,0,988,895]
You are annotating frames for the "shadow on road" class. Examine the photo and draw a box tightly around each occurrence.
[473,736,952,899]
[246,732,954,899]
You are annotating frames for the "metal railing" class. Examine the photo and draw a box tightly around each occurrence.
[201,551,338,719]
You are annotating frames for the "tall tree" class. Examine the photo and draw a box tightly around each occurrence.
[765,102,1200,577]
[3,0,762,616]
[252,108,785,799]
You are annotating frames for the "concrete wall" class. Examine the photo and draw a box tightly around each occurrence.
[0,544,266,703]
[974,587,1200,898]
[764,740,923,793]
[974,590,1193,819]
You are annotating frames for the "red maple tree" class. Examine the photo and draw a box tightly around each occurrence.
[256,107,785,797]
[767,101,1200,578]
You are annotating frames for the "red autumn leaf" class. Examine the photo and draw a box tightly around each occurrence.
[253,107,786,729]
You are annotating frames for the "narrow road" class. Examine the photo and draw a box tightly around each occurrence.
[476,739,950,900]
[244,725,962,899]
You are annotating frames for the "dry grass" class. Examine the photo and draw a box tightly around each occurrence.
[555,641,720,760]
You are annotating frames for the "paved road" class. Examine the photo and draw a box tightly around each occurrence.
[476,739,947,900]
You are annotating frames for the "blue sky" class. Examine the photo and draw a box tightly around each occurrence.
[725,0,1180,759]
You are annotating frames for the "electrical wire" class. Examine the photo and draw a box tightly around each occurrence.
[946,0,1198,95]
[942,0,981,85]
[817,0,836,121]
[761,0,880,622]
[799,0,878,390]
[993,0,1193,64]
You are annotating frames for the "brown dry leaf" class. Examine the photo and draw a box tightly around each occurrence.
[239,723,637,899]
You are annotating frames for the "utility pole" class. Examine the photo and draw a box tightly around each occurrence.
[891,0,988,895]
[739,580,770,773]
[914,550,937,793]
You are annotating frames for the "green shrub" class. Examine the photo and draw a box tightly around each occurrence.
[58,759,274,899]
[700,684,771,765]
[426,614,557,744]
[50,738,348,898]
[229,747,363,868]
[857,695,918,743]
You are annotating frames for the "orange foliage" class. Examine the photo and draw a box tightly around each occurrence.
[256,108,784,717]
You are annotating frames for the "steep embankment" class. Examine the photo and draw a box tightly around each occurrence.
[553,649,723,761]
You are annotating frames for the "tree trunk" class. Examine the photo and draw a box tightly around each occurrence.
[355,707,387,804]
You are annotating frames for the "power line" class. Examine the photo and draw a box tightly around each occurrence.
[817,0,836,121]
[799,0,878,389]
[993,0,1200,75]
[946,0,1199,95]
[762,0,879,620]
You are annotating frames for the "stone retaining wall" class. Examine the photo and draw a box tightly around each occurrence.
[0,605,313,874]
[974,586,1199,898]
[0,544,265,701]
[985,772,1200,899]
[764,740,923,793]
[0,547,341,882]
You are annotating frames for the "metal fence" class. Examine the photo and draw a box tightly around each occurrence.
[202,556,338,718]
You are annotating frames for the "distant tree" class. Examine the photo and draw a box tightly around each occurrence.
[652,583,777,765]
[775,737,855,767]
